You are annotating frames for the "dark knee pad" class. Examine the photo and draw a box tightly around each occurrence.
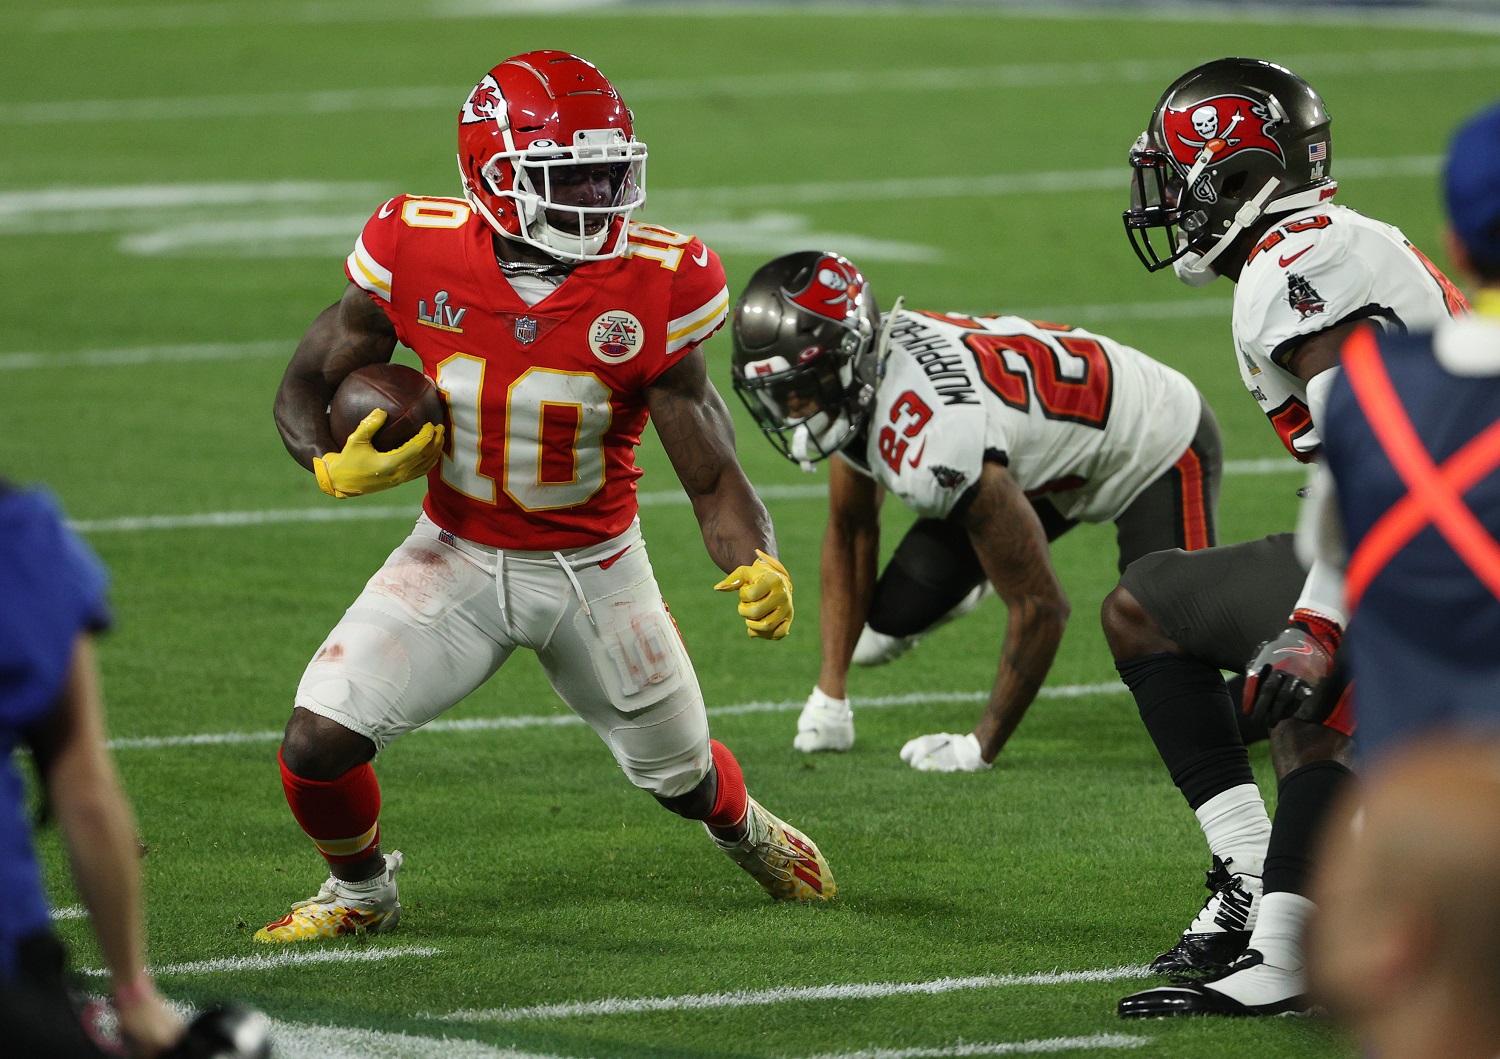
[653,764,717,820]
[1225,674,1270,745]
[868,518,985,636]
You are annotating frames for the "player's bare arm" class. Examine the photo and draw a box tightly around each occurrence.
[646,347,776,573]
[962,461,1071,762]
[1282,318,1367,384]
[816,456,882,699]
[274,282,399,471]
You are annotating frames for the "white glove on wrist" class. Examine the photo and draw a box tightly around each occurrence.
[898,732,991,772]
[794,686,854,753]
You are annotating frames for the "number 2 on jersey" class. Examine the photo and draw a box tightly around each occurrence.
[436,357,612,511]
[966,332,1114,428]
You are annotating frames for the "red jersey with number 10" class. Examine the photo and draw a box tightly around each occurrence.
[344,195,729,550]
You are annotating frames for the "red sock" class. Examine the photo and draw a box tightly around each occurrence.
[278,749,382,865]
[703,739,749,831]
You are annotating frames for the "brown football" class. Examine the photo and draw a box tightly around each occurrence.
[329,363,445,452]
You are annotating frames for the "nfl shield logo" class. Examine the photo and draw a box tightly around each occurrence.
[515,316,538,345]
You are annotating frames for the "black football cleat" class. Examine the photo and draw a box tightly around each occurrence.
[1120,950,1309,1019]
[1149,855,1259,979]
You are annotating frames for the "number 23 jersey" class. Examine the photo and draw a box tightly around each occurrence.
[345,195,729,550]
[844,310,1200,523]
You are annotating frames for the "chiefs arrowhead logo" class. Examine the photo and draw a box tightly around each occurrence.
[1161,94,1285,172]
[461,74,506,126]
[783,255,864,322]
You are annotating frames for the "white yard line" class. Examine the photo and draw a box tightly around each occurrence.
[0,181,382,215]
[656,155,1439,210]
[51,904,87,920]
[437,965,1153,1023]
[105,684,1124,752]
[0,156,1435,231]
[24,0,1500,34]
[266,1022,574,1059]
[0,340,288,370]
[68,459,1297,536]
[81,944,440,978]
[7,46,1500,117]
[807,1036,1152,1059]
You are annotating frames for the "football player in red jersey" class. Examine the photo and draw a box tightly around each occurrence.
[1109,59,1467,1017]
[259,51,834,943]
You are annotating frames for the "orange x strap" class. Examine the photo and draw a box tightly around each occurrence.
[1343,326,1500,609]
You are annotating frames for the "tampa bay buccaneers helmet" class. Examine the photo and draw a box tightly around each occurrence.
[1125,58,1336,285]
[457,51,647,262]
[730,251,882,466]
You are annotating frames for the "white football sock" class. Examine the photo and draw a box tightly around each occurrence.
[1203,891,1312,1006]
[1194,783,1272,876]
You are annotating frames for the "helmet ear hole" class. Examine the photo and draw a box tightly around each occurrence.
[1221,171,1249,199]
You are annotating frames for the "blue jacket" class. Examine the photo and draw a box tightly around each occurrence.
[0,487,110,980]
[1324,322,1500,761]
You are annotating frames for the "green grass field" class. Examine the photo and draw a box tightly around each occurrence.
[7,3,1498,1056]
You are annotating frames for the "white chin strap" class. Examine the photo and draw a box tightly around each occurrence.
[790,425,817,474]
[1173,177,1282,287]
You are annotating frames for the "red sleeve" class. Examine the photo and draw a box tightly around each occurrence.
[665,238,729,358]
[344,196,405,321]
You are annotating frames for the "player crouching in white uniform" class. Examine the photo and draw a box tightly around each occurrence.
[729,251,1222,770]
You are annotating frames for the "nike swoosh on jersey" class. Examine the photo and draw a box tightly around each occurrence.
[378,199,397,219]
[1278,246,1313,268]
[906,439,927,468]
[599,545,631,570]
[692,246,709,268]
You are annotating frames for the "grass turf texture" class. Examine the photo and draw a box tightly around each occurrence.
[9,4,1495,1056]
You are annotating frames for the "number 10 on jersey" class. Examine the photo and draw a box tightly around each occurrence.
[436,356,613,511]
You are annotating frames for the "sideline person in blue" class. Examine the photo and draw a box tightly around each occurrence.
[1295,98,1500,762]
[0,482,185,1054]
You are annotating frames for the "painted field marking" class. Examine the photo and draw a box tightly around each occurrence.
[0,340,288,370]
[51,904,87,920]
[437,965,1154,1023]
[808,1036,1152,1059]
[0,155,1437,227]
[8,46,1500,116]
[81,943,440,978]
[67,457,1298,536]
[106,684,1124,752]
[655,154,1438,211]
[266,1021,573,1059]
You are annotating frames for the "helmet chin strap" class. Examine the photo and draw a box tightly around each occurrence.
[790,425,817,475]
[1174,176,1282,286]
[873,296,904,379]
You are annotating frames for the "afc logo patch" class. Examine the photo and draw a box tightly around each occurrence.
[589,310,644,363]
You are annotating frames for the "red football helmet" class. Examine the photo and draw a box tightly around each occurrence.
[457,51,647,262]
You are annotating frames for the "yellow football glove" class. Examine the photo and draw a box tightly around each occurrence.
[714,549,794,640]
[313,408,444,499]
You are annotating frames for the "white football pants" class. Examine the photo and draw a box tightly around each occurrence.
[295,514,711,797]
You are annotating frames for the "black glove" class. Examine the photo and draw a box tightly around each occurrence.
[160,1004,272,1059]
[1243,609,1342,728]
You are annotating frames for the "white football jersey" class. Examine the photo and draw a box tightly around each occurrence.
[1233,203,1468,460]
[839,309,1201,522]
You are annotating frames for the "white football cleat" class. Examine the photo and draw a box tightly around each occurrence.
[852,583,991,667]
[793,687,854,753]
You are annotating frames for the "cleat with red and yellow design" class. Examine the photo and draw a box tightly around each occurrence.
[253,850,403,943]
[709,798,836,901]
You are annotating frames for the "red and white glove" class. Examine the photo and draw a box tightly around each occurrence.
[1243,609,1342,728]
